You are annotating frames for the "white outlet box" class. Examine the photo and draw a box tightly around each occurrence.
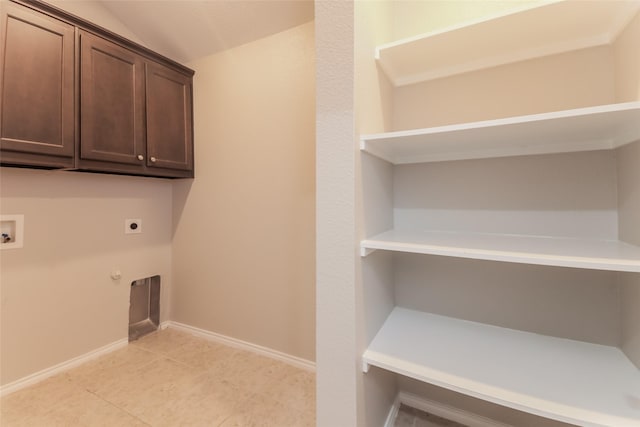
[125,219,142,234]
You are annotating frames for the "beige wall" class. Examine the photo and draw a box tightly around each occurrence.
[0,169,173,385]
[393,45,615,130]
[614,11,640,102]
[171,21,315,362]
[0,0,172,388]
[390,0,545,41]
[390,1,637,131]
[46,0,145,44]
[2,1,315,387]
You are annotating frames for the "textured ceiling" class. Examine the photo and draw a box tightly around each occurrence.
[97,0,314,63]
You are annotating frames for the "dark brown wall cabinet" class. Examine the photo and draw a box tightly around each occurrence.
[145,62,193,172]
[0,1,75,168]
[0,0,195,178]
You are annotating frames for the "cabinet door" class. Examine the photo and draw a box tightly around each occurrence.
[79,30,145,166]
[0,1,75,167]
[145,61,193,173]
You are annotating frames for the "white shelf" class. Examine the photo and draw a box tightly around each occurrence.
[376,0,640,86]
[361,229,640,272]
[360,102,640,164]
[363,307,640,427]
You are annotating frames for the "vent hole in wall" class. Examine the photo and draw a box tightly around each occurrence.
[129,275,160,341]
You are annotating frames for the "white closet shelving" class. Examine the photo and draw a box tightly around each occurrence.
[361,0,640,425]
[363,307,640,427]
[377,0,640,86]
[360,102,640,164]
[361,229,640,272]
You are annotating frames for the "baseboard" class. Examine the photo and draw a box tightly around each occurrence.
[160,320,171,330]
[165,321,316,372]
[0,338,128,397]
[1,321,314,397]
[397,392,512,427]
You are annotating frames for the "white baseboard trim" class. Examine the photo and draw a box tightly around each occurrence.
[160,320,171,330]
[395,391,512,427]
[1,321,314,397]
[0,338,128,397]
[165,321,316,372]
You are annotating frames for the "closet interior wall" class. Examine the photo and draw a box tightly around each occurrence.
[617,12,640,367]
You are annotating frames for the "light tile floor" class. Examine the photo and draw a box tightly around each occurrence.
[394,404,467,427]
[0,328,315,426]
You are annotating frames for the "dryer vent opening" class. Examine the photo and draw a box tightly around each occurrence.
[129,275,160,341]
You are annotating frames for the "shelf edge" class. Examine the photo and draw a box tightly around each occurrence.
[363,349,634,427]
[360,102,640,142]
[360,239,640,272]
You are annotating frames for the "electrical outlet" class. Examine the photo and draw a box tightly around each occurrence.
[125,219,142,234]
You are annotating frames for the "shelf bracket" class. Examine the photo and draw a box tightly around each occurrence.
[360,246,377,257]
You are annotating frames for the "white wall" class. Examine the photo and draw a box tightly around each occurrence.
[353,1,397,426]
[351,2,640,426]
[315,1,358,425]
[0,168,173,385]
[395,255,620,346]
[614,10,640,371]
[618,141,640,247]
[618,141,640,368]
[393,150,619,239]
[171,21,316,362]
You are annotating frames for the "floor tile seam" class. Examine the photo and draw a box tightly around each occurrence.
[128,342,176,359]
[123,344,206,375]
[63,354,163,392]
[135,339,228,364]
[83,359,208,407]
[170,349,281,379]
[215,411,236,427]
[13,374,93,414]
[265,377,315,396]
[213,392,268,427]
[218,395,315,426]
[269,390,317,412]
[113,345,167,369]
[244,387,313,412]
[161,353,212,374]
[210,360,289,379]
[85,389,152,426]
[169,369,220,400]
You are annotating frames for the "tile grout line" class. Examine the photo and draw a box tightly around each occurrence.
[86,389,152,427]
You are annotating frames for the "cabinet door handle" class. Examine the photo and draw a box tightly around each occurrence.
[137,155,144,161]
[150,157,157,163]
